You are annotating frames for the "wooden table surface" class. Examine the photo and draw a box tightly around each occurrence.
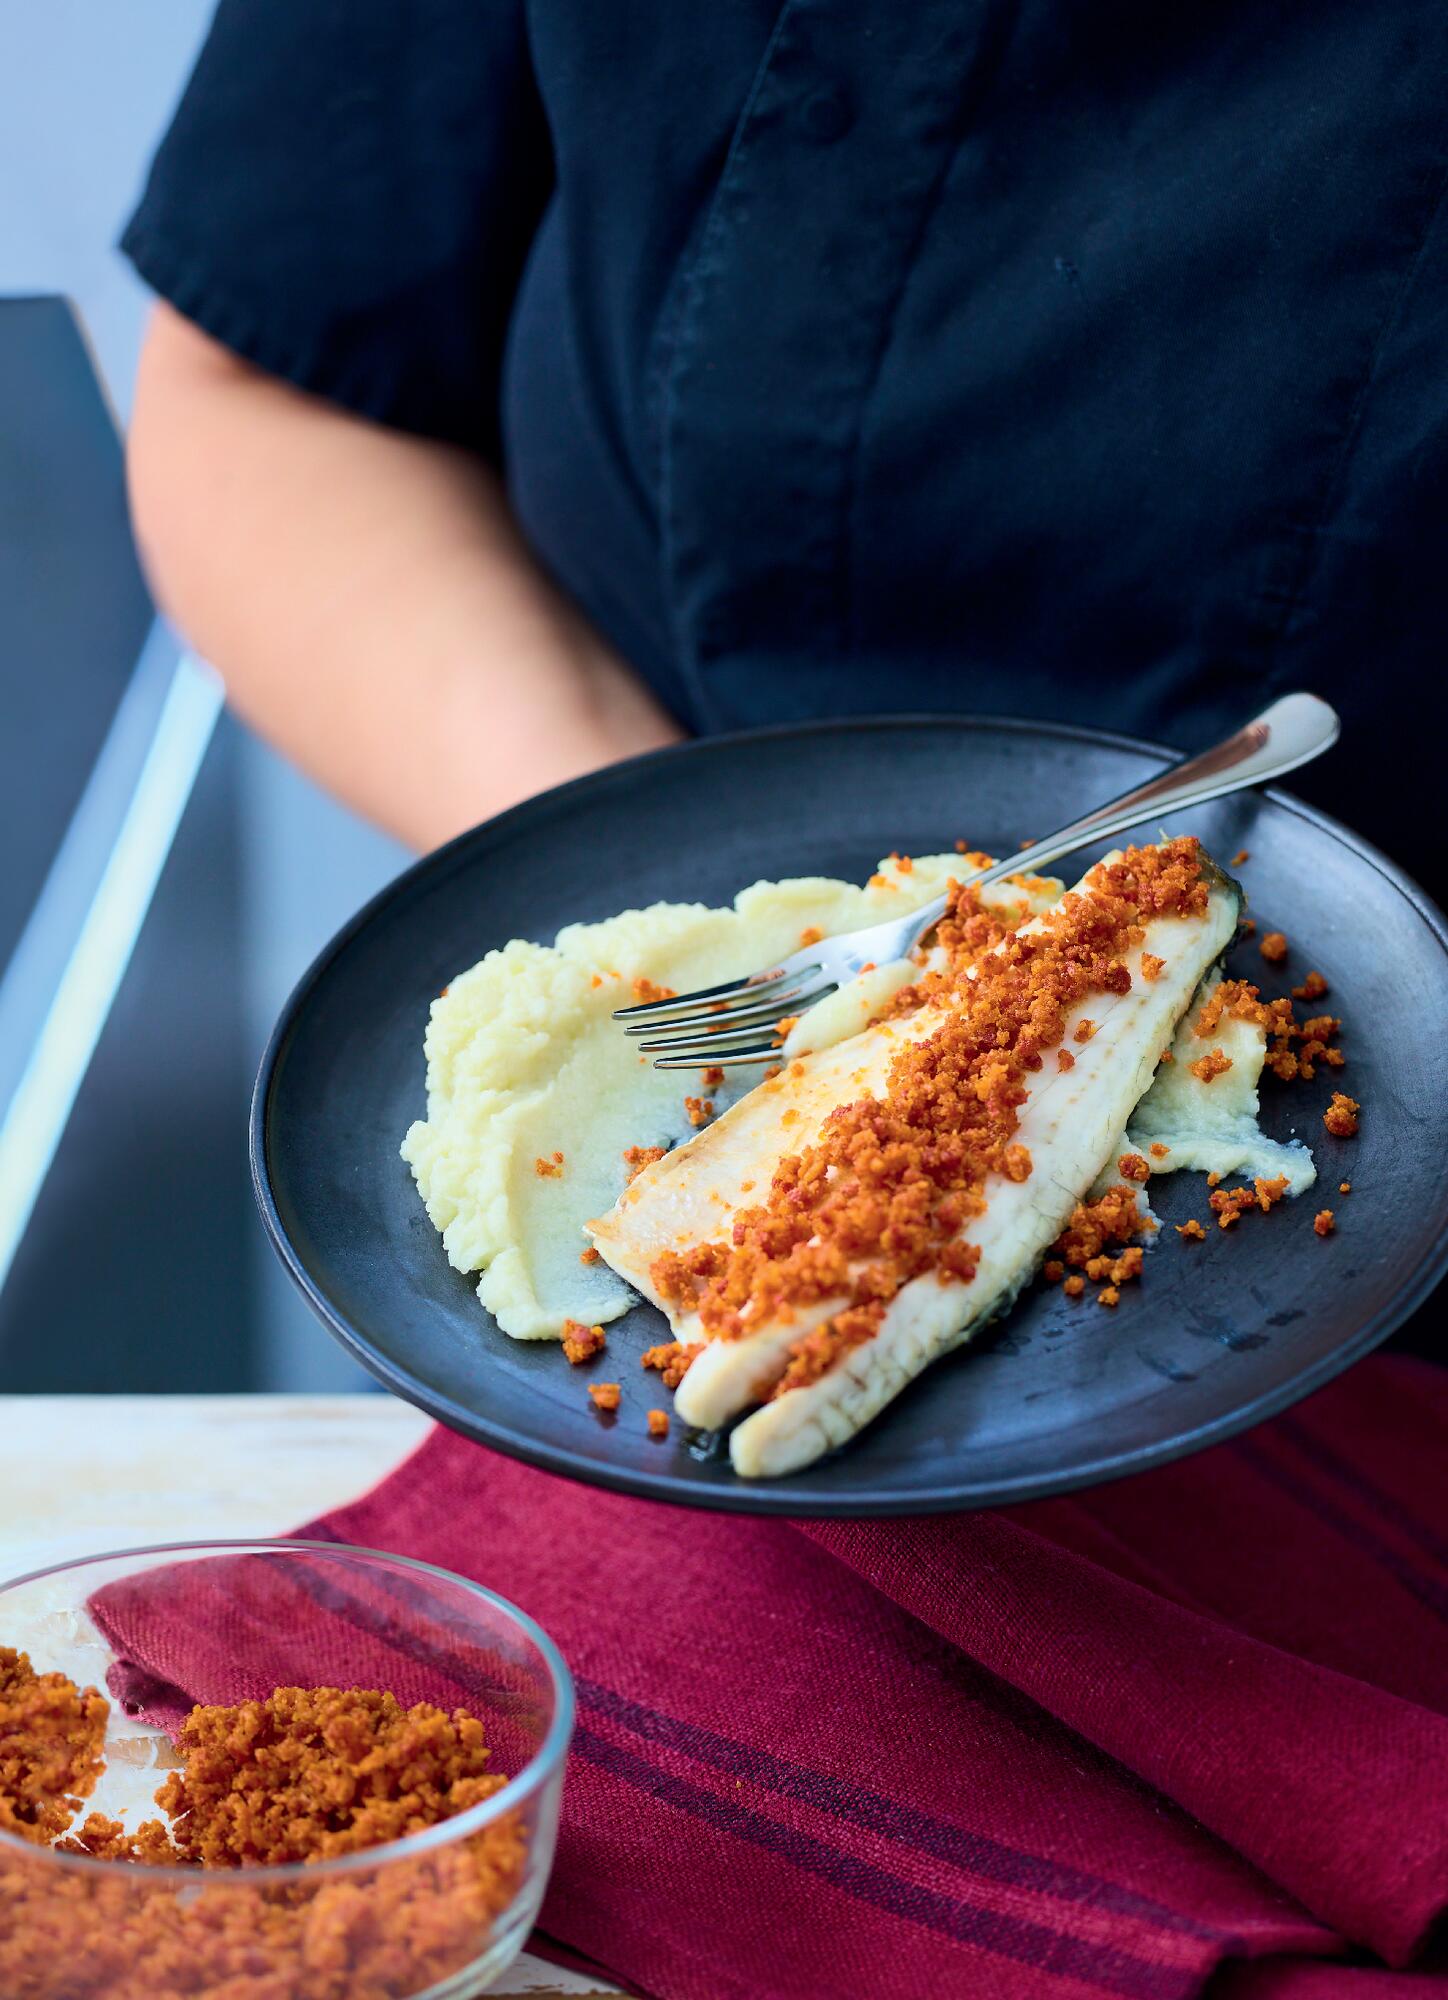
[0,1395,619,1999]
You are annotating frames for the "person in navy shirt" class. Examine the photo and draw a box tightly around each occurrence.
[127,0,1445,896]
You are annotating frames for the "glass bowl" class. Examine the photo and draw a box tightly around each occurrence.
[0,1540,574,1998]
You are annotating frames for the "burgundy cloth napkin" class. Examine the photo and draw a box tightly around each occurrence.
[93,1355,1448,2000]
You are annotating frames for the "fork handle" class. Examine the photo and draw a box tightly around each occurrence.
[936,691,1340,922]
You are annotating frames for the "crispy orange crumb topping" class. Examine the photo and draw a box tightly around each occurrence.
[1044,1184,1153,1305]
[767,1302,888,1398]
[1188,1047,1233,1084]
[560,1319,606,1365]
[1187,975,1345,1084]
[162,1690,505,1868]
[641,1340,703,1389]
[0,1649,107,1846]
[0,1669,528,1999]
[1207,1174,1290,1232]
[1324,1092,1359,1138]
[648,844,1207,1392]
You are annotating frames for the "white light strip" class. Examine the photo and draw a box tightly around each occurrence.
[0,655,224,1298]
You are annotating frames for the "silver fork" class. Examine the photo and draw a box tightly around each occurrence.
[615,692,1340,1070]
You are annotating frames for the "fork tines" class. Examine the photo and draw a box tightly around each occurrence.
[649,1040,786,1071]
[612,963,809,1026]
[624,982,838,1065]
[622,984,821,1040]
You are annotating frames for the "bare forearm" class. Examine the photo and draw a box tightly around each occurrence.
[127,305,681,850]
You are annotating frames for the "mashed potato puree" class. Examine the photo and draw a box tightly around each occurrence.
[401,854,1057,1339]
[1126,973,1315,1193]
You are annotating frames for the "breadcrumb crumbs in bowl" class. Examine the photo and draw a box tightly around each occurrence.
[0,1543,574,2000]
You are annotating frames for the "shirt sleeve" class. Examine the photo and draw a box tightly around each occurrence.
[122,0,553,455]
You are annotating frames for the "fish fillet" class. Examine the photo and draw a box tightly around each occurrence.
[590,849,1241,1477]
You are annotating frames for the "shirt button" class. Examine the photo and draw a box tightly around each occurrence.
[799,83,854,143]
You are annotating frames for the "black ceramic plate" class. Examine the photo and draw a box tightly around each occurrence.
[253,718,1448,1516]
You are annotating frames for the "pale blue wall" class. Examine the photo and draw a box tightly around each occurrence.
[1,2,410,1388]
[0,0,209,417]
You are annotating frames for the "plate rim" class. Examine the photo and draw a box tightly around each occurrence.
[251,712,1448,1517]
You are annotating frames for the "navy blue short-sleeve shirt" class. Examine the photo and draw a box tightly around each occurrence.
[125,0,1448,886]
